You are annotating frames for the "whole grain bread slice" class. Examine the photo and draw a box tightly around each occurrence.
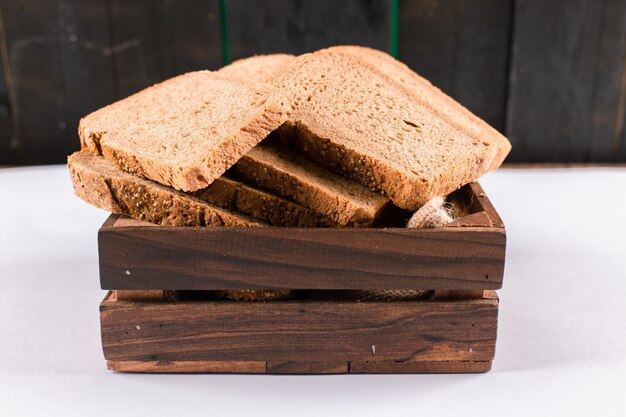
[219,54,391,227]
[328,46,511,170]
[273,49,510,210]
[79,71,290,192]
[218,54,295,82]
[195,175,338,227]
[68,150,265,227]
[231,139,390,227]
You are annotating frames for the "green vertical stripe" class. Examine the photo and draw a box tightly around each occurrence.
[390,0,399,58]
[219,0,231,65]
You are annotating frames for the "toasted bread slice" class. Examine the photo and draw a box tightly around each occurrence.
[79,71,290,192]
[68,150,265,227]
[273,48,511,210]
[218,54,295,82]
[195,175,338,227]
[329,46,511,170]
[221,55,391,226]
[232,140,390,227]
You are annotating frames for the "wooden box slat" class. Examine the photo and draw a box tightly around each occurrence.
[100,290,498,366]
[98,183,506,291]
[105,359,492,374]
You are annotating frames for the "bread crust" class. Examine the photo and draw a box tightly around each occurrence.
[79,71,291,192]
[272,48,511,210]
[233,139,389,227]
[68,151,265,227]
[195,176,338,227]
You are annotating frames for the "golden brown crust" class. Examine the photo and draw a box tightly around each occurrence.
[68,151,265,227]
[233,139,389,227]
[79,71,291,192]
[218,54,295,82]
[272,48,511,210]
[194,176,338,227]
[325,45,511,171]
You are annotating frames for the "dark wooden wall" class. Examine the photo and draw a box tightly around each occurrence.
[0,0,625,164]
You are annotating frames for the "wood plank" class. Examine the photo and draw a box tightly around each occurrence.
[350,360,492,374]
[106,359,490,374]
[0,9,17,164]
[466,182,504,228]
[266,361,348,374]
[507,0,626,162]
[106,0,221,98]
[98,183,505,291]
[398,0,513,132]
[100,292,498,363]
[0,1,68,164]
[0,0,116,164]
[433,290,485,300]
[447,212,493,228]
[99,226,505,290]
[107,360,266,373]
[227,0,391,60]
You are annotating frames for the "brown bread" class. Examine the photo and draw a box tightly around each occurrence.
[273,48,511,210]
[79,71,290,192]
[232,140,390,227]
[329,46,511,170]
[220,54,391,227]
[218,54,295,82]
[68,150,265,227]
[194,176,338,227]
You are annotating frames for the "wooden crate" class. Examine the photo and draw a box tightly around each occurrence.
[98,182,506,373]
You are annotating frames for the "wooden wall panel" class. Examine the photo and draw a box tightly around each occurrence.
[507,0,626,162]
[106,0,222,98]
[0,0,221,165]
[398,0,513,133]
[1,1,625,164]
[0,1,115,164]
[227,0,391,60]
[0,33,16,164]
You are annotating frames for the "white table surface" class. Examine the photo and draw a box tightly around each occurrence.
[1,165,625,417]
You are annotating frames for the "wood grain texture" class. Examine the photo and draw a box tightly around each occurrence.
[107,360,266,373]
[99,226,504,290]
[101,291,498,363]
[107,359,490,373]
[227,0,390,60]
[448,182,504,228]
[349,360,491,374]
[398,0,513,132]
[0,0,221,164]
[0,0,116,164]
[99,183,506,290]
[266,361,348,374]
[507,0,626,162]
[106,0,221,98]
[433,290,485,300]
[0,9,17,164]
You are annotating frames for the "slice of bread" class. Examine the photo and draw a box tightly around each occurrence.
[79,71,291,192]
[273,48,511,210]
[232,139,390,227]
[220,54,391,227]
[195,176,338,227]
[327,46,511,170]
[68,150,265,227]
[218,54,295,82]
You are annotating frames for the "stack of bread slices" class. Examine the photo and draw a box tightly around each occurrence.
[69,45,511,232]
[69,46,512,301]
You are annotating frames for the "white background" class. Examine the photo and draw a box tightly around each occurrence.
[1,165,625,416]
